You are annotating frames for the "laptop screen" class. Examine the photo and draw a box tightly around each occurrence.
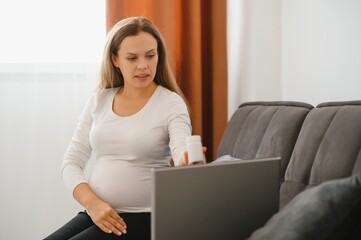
[151,157,281,240]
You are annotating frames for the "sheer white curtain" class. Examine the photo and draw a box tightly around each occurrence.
[227,0,282,119]
[0,1,105,239]
[227,0,244,119]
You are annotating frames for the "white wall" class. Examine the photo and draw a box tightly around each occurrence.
[0,64,97,239]
[227,0,361,116]
[282,0,361,105]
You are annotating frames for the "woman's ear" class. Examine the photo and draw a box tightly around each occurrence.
[111,54,119,68]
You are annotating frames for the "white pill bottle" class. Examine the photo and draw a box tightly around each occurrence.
[186,135,204,163]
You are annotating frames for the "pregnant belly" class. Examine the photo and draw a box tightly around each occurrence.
[88,161,152,212]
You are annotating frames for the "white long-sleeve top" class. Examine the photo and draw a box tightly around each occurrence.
[61,85,191,213]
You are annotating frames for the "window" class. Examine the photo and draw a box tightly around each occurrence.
[0,0,105,64]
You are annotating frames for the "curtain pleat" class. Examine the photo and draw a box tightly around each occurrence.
[106,0,227,161]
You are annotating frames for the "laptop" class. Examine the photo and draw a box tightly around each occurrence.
[151,157,281,240]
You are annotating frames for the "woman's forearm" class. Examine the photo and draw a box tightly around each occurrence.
[73,182,101,210]
[72,182,127,236]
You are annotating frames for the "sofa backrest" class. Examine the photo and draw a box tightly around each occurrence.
[280,101,361,208]
[217,101,313,181]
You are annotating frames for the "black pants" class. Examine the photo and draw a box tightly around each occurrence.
[44,211,150,240]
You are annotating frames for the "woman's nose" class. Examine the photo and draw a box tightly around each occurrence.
[137,58,148,69]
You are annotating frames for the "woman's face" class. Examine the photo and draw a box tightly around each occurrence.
[112,31,158,90]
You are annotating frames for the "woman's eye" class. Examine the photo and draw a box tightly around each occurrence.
[127,57,137,61]
[146,54,155,59]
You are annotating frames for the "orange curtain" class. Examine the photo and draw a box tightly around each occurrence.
[106,0,227,161]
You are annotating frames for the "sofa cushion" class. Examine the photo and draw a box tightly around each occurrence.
[281,101,361,208]
[217,101,313,181]
[248,172,361,240]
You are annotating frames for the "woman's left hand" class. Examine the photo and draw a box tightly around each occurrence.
[179,147,207,166]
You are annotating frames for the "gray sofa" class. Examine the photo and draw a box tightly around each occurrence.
[216,101,361,240]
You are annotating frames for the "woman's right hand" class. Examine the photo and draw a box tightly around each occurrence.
[73,183,127,236]
[87,198,127,236]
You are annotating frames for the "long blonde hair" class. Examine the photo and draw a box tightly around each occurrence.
[99,17,188,109]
